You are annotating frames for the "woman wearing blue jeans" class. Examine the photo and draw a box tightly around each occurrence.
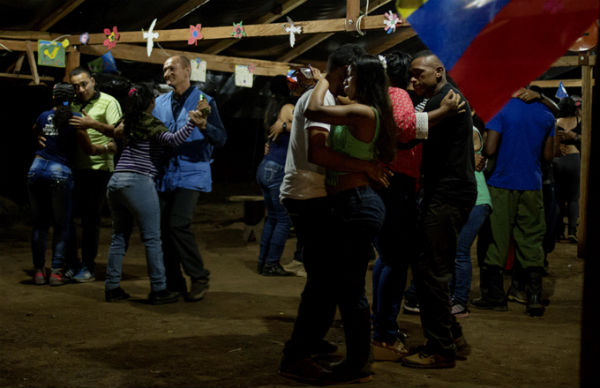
[102,83,207,304]
[451,127,492,316]
[28,83,115,286]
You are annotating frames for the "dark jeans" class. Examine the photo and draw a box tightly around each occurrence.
[372,174,418,343]
[27,158,74,270]
[413,200,471,356]
[160,188,209,291]
[256,159,291,267]
[69,169,112,272]
[553,153,580,236]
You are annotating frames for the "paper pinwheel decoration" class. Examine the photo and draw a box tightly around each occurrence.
[143,18,159,57]
[383,11,401,34]
[284,17,302,48]
[188,24,203,45]
[103,26,120,49]
[80,32,89,45]
[232,21,246,39]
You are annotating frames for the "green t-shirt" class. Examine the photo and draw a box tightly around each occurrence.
[474,127,492,207]
[72,91,122,171]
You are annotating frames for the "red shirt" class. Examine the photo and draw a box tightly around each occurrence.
[388,87,422,180]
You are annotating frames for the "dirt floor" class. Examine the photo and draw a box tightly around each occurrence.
[0,184,584,388]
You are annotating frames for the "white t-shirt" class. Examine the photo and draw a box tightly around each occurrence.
[280,88,336,200]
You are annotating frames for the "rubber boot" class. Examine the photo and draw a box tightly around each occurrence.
[525,267,545,317]
[472,265,508,311]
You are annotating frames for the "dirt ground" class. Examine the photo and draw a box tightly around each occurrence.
[0,184,584,388]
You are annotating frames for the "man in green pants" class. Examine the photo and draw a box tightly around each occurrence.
[473,89,555,317]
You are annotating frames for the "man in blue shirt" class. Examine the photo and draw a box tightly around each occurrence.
[473,89,555,317]
[153,55,227,301]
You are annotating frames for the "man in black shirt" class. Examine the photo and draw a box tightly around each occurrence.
[402,51,476,369]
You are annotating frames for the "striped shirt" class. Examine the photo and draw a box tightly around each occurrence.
[115,120,195,179]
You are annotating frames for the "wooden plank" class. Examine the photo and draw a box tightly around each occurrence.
[577,63,593,258]
[0,72,54,81]
[551,55,596,67]
[82,15,389,44]
[204,0,309,55]
[37,0,87,31]
[156,0,211,29]
[529,79,596,88]
[368,26,417,54]
[78,43,294,77]
[346,0,361,32]
[63,48,81,82]
[278,0,393,62]
[25,41,40,85]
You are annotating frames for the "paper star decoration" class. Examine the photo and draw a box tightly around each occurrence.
[188,24,203,45]
[284,16,302,48]
[383,11,401,34]
[103,26,120,49]
[143,18,159,57]
[232,21,246,39]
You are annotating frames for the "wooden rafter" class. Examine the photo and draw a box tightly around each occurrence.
[155,0,211,29]
[277,0,393,62]
[36,0,87,32]
[204,0,309,55]
[368,26,417,54]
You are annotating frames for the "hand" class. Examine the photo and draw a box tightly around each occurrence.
[512,88,541,103]
[268,120,286,142]
[189,110,208,130]
[366,162,393,188]
[69,109,96,130]
[196,98,211,117]
[441,90,466,115]
[107,142,117,153]
[474,153,487,172]
[264,141,270,156]
[38,135,47,149]
[308,65,323,81]
[558,129,577,141]
[113,122,125,140]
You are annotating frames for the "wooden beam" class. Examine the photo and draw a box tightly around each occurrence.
[0,72,54,81]
[64,48,81,82]
[78,43,295,77]
[368,26,417,54]
[529,79,596,88]
[204,0,309,55]
[36,0,87,31]
[24,41,40,85]
[578,60,594,257]
[278,0,393,62]
[346,0,361,32]
[551,55,596,67]
[155,0,210,29]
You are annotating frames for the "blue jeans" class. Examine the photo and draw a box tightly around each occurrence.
[452,204,491,305]
[106,172,167,292]
[256,159,291,267]
[26,158,74,270]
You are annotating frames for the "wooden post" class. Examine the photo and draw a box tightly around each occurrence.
[24,40,40,85]
[345,0,361,32]
[63,46,80,82]
[577,52,593,258]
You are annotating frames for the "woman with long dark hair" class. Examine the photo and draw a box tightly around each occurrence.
[28,83,114,286]
[303,54,395,381]
[102,83,207,304]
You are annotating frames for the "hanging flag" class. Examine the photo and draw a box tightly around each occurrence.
[407,0,599,122]
[555,81,569,99]
[395,0,428,20]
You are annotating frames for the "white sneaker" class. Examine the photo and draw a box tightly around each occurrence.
[283,260,307,277]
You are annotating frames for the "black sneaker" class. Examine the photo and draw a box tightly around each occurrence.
[326,360,373,384]
[279,356,333,384]
[105,287,130,302]
[187,279,209,301]
[148,289,179,305]
[262,263,293,276]
[309,339,338,356]
[403,300,420,314]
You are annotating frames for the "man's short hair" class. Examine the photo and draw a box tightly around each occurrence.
[70,66,92,78]
[327,44,367,72]
[413,50,436,60]
[172,55,191,69]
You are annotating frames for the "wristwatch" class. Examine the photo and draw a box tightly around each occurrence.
[282,122,288,131]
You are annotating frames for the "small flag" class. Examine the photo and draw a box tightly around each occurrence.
[555,81,568,99]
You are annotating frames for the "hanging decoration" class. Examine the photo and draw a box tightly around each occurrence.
[143,18,159,57]
[234,64,253,88]
[231,21,246,39]
[283,16,302,47]
[383,11,401,34]
[80,32,90,45]
[190,58,207,82]
[395,0,428,20]
[88,51,118,74]
[103,26,120,49]
[188,24,203,45]
[37,40,67,68]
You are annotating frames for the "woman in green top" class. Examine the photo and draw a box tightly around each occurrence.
[303,54,395,381]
